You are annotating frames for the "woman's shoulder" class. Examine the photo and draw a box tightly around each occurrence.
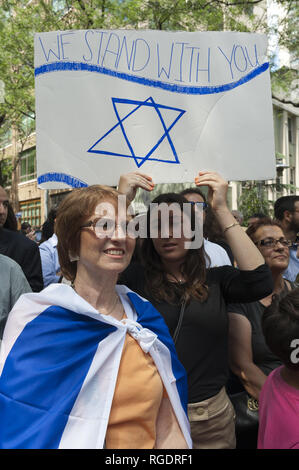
[227,299,261,319]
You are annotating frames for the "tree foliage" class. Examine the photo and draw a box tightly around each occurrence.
[0,0,297,195]
[238,182,272,224]
[0,156,12,187]
[0,0,273,133]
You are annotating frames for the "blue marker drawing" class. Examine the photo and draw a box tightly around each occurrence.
[87,97,186,168]
[34,61,269,95]
[37,172,88,188]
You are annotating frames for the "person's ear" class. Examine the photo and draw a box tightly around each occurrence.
[284,210,293,223]
[69,251,79,262]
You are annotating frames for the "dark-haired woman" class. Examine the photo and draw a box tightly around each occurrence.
[118,171,273,449]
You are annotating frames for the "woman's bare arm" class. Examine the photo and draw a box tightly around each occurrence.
[195,171,265,270]
[155,396,189,449]
[228,312,267,400]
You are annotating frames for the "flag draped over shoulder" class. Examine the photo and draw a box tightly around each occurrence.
[0,284,191,449]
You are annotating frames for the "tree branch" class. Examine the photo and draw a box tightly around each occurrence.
[4,98,35,120]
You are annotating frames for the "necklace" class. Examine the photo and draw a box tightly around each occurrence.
[168,273,185,284]
[101,295,120,316]
[71,282,121,316]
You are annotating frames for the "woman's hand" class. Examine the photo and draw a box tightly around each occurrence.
[194,171,228,213]
[194,170,265,270]
[117,171,154,203]
[26,230,36,241]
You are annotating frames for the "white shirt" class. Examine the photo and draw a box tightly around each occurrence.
[204,239,232,267]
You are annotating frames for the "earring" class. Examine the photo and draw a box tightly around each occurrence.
[69,252,79,262]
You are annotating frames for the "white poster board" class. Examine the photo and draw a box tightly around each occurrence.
[34,30,276,188]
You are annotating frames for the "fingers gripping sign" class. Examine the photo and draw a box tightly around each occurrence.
[195,171,229,213]
[118,171,155,203]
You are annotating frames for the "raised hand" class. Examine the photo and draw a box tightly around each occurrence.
[194,171,228,213]
[118,171,155,203]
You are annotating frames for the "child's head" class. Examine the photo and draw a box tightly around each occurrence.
[262,288,299,371]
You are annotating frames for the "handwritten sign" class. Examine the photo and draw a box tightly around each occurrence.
[34,30,276,188]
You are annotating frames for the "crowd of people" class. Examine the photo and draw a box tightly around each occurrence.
[0,173,298,450]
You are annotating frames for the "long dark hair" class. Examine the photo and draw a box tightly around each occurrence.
[141,193,208,304]
[262,287,299,370]
[40,207,58,243]
[3,203,17,231]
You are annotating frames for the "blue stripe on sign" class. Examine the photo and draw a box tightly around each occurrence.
[34,61,269,95]
[127,292,189,414]
[0,306,116,449]
[37,172,88,188]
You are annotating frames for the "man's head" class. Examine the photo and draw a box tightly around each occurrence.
[21,222,31,234]
[247,212,267,227]
[0,186,9,228]
[179,187,208,224]
[274,196,299,234]
[232,210,244,225]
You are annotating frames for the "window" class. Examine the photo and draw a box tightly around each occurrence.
[0,127,12,148]
[288,116,295,144]
[20,114,35,136]
[20,148,36,182]
[50,190,71,208]
[20,199,41,228]
[290,168,295,191]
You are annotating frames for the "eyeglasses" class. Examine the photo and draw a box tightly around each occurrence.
[255,237,292,248]
[188,201,208,211]
[80,218,133,238]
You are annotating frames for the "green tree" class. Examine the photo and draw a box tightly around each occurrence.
[238,181,272,224]
[0,0,297,199]
[0,157,12,187]
[0,0,275,134]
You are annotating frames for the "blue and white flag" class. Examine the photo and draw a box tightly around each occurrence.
[0,284,191,449]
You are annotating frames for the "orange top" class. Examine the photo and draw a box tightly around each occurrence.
[105,332,166,449]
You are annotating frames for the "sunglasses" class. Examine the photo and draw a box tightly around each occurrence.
[187,201,208,211]
[80,217,134,238]
[255,237,292,248]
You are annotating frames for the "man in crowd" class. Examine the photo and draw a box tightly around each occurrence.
[180,187,232,267]
[21,221,36,242]
[232,210,244,226]
[0,254,31,338]
[39,208,61,287]
[0,186,43,292]
[274,195,299,282]
[247,212,267,227]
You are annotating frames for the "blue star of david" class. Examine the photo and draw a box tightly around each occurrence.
[87,96,186,168]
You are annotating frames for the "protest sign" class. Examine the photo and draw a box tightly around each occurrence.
[34,29,276,188]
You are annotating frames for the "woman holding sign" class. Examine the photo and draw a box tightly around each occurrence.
[118,170,273,449]
[0,185,190,449]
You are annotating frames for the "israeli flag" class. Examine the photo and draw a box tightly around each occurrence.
[0,284,191,449]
